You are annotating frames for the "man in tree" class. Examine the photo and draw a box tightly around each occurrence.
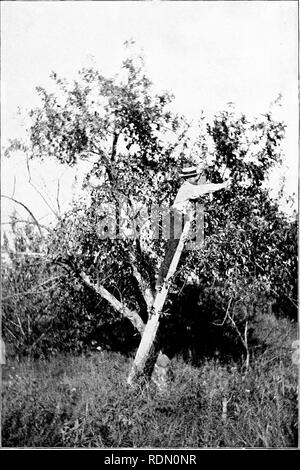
[155,164,231,290]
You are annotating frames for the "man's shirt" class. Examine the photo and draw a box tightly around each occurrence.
[172,180,227,213]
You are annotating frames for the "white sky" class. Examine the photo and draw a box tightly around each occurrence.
[1,1,298,226]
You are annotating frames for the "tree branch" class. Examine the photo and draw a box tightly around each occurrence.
[1,219,51,231]
[212,297,233,326]
[26,156,60,219]
[1,251,48,257]
[111,131,119,161]
[1,195,43,236]
[11,176,16,199]
[129,252,154,310]
[227,310,250,369]
[2,276,62,301]
[79,271,145,335]
[56,178,61,214]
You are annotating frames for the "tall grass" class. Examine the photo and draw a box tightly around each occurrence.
[1,313,298,448]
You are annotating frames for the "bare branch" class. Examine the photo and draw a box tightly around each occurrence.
[2,315,25,334]
[111,131,119,161]
[2,325,18,341]
[211,297,250,369]
[227,310,250,369]
[212,297,233,326]
[30,179,59,218]
[1,219,51,231]
[228,311,246,348]
[80,271,145,335]
[40,174,61,214]
[1,251,48,258]
[128,252,154,310]
[2,275,62,301]
[26,156,60,219]
[56,178,61,214]
[11,176,16,199]
[1,195,43,236]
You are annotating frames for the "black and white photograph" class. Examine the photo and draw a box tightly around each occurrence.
[1,0,298,452]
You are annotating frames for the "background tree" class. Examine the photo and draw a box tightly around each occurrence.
[3,43,191,364]
[166,105,297,366]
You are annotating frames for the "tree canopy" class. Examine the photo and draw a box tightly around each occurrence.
[2,45,297,363]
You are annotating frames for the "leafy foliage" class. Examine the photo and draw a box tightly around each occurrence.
[2,44,297,360]
[2,219,139,357]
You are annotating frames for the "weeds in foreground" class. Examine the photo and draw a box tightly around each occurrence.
[2,315,298,448]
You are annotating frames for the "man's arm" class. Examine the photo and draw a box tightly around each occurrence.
[189,180,230,199]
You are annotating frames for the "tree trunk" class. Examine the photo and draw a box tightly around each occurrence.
[127,216,192,386]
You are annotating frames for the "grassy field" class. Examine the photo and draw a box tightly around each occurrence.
[1,313,298,448]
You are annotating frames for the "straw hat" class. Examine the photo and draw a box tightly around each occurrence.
[179,164,206,178]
